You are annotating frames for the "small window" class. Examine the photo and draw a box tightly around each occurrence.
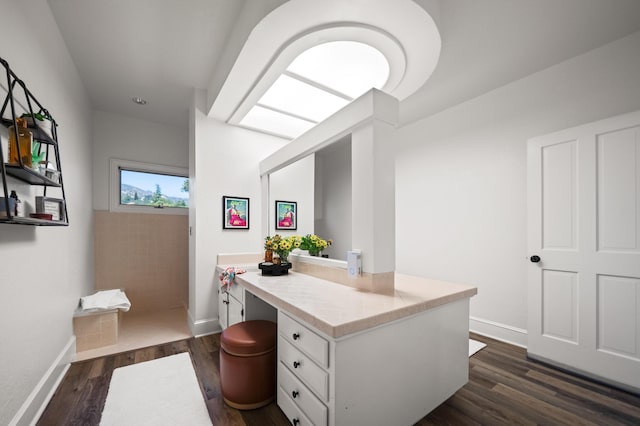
[110,159,188,215]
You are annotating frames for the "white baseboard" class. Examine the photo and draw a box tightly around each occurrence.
[9,336,75,426]
[187,309,221,337]
[470,316,527,348]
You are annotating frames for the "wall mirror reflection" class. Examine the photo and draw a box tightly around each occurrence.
[267,135,352,261]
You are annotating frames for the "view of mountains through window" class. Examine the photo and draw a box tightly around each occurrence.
[120,169,189,208]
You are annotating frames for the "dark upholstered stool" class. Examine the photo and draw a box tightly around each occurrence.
[220,320,277,410]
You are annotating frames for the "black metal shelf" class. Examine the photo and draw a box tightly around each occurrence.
[0,216,68,226]
[1,56,69,226]
[0,118,57,145]
[3,163,62,186]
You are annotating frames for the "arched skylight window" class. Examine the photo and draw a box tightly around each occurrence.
[239,41,390,139]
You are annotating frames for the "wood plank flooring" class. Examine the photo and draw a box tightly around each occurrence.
[37,333,640,425]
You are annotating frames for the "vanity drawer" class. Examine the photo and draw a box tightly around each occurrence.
[278,386,314,426]
[278,311,328,368]
[278,362,327,426]
[279,336,329,401]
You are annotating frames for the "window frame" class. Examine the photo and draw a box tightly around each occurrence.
[109,158,189,215]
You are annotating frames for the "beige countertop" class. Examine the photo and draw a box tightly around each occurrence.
[218,267,477,338]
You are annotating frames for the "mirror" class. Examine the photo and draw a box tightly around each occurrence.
[268,135,352,260]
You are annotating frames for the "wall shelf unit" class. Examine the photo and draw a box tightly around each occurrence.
[0,56,69,226]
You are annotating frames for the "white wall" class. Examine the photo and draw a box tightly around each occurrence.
[92,110,187,210]
[189,91,287,335]
[0,1,94,424]
[396,30,640,346]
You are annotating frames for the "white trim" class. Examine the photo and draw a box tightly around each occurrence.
[469,316,528,348]
[187,309,221,338]
[109,158,189,215]
[210,0,441,121]
[9,336,75,426]
[289,251,347,269]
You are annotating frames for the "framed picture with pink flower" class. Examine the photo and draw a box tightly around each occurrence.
[275,200,297,230]
[223,196,249,229]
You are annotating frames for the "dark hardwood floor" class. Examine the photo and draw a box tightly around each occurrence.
[37,333,640,426]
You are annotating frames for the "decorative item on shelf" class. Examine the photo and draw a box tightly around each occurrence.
[21,111,54,139]
[300,234,332,256]
[8,117,32,167]
[264,249,273,263]
[36,161,60,183]
[9,190,20,216]
[264,236,274,262]
[260,234,300,275]
[31,141,46,168]
[30,213,53,220]
[35,196,65,222]
[0,197,16,218]
[258,261,292,276]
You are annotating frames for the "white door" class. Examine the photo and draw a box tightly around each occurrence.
[527,110,640,392]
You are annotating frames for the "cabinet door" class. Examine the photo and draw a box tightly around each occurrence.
[218,288,228,330]
[228,293,244,327]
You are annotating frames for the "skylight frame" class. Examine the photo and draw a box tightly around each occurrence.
[234,40,392,139]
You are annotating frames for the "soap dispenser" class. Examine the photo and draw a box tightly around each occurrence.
[8,117,33,167]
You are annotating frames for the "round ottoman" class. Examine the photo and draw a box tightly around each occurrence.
[220,320,277,410]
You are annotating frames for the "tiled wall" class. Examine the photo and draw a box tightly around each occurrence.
[73,310,119,351]
[94,211,188,313]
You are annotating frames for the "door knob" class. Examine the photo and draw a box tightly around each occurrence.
[530,255,541,263]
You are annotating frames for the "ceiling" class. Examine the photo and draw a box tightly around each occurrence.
[47,0,640,131]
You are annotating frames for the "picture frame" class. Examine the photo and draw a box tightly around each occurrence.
[35,196,66,221]
[275,200,297,230]
[222,196,249,229]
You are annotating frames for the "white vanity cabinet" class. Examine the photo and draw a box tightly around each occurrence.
[218,280,244,330]
[218,278,277,330]
[215,267,476,425]
[276,300,471,426]
[277,311,330,425]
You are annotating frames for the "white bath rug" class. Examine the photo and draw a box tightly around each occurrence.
[469,339,487,357]
[101,352,211,425]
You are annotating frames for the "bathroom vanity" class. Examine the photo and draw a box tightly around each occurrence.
[216,265,476,426]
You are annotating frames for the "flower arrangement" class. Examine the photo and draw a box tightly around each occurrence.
[264,234,301,263]
[300,234,332,256]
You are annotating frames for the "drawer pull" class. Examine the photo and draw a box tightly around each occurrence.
[292,390,299,399]
[293,361,300,369]
[293,419,300,426]
[292,332,300,340]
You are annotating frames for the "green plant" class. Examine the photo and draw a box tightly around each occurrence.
[300,234,332,256]
[31,141,45,165]
[265,234,301,262]
[21,112,50,121]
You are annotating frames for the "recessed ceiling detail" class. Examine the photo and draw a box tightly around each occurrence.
[238,41,390,139]
[209,0,442,139]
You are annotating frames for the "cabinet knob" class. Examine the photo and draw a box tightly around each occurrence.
[293,361,300,369]
[530,255,541,263]
[292,332,300,340]
[293,419,300,426]
[292,390,299,399]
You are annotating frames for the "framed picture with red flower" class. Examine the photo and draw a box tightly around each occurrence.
[275,200,297,230]
[223,196,249,229]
